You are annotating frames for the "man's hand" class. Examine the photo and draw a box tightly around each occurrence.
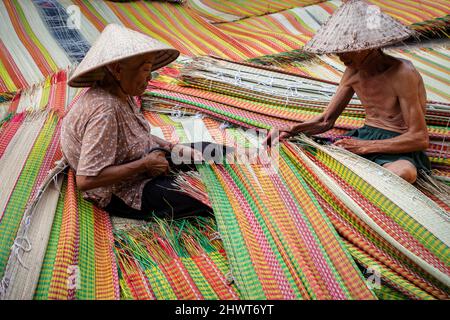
[142,151,170,176]
[263,127,293,147]
[334,138,369,155]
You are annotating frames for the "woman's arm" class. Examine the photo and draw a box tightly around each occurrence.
[77,151,169,191]
[151,134,174,150]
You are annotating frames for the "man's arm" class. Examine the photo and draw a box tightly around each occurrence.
[343,66,429,154]
[264,68,355,145]
[290,76,355,135]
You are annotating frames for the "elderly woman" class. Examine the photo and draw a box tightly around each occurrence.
[61,24,210,220]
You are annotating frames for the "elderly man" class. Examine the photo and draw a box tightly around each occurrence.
[266,0,430,183]
[61,24,210,220]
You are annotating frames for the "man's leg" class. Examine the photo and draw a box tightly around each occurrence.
[382,160,418,183]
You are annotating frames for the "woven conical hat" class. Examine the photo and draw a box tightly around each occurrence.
[303,0,415,54]
[68,24,180,87]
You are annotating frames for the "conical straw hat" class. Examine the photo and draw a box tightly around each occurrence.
[68,24,180,87]
[303,0,415,54]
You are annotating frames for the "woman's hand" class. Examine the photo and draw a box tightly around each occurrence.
[142,151,170,176]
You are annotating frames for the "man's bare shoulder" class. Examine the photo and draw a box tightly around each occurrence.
[340,67,359,86]
[387,58,421,93]
[390,58,420,81]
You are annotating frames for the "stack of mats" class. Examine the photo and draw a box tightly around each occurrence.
[281,139,449,299]
[252,45,450,103]
[142,55,450,182]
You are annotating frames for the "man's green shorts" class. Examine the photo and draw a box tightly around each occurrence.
[346,125,431,173]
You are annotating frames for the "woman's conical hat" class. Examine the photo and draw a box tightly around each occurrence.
[68,24,180,87]
[303,0,415,54]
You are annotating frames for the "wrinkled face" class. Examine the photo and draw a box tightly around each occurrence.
[337,50,372,69]
[108,53,156,96]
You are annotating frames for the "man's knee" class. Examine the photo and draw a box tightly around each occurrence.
[383,160,417,183]
[400,167,417,183]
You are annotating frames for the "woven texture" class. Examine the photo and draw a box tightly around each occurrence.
[187,0,323,23]
[1,0,448,94]
[114,217,240,300]
[34,170,120,300]
[197,159,376,299]
[68,23,179,87]
[282,140,450,299]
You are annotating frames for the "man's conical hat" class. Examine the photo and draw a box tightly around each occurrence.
[68,24,180,87]
[303,0,415,54]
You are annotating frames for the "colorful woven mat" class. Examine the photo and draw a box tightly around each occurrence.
[1,69,448,299]
[114,216,239,300]
[197,157,376,299]
[143,84,450,179]
[0,73,88,294]
[187,0,324,23]
[173,163,450,300]
[281,139,450,299]
[256,45,450,103]
[34,170,120,300]
[0,111,64,279]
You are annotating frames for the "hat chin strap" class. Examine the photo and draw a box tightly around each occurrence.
[105,66,130,98]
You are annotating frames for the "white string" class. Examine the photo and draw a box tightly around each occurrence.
[0,159,68,298]
[0,277,10,298]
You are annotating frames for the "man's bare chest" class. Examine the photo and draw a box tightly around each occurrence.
[351,75,398,110]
